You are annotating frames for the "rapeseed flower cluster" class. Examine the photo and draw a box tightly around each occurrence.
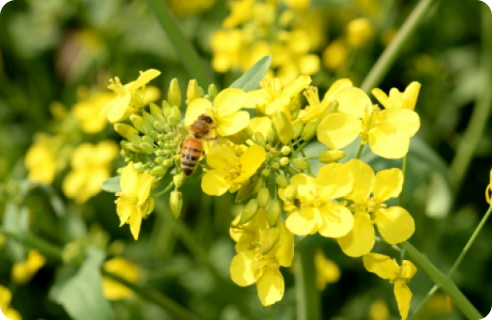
[103,66,420,315]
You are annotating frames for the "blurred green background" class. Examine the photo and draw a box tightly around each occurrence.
[0,0,491,319]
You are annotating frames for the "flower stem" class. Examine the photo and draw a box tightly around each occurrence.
[410,205,492,319]
[295,244,320,320]
[360,0,437,92]
[355,143,365,159]
[399,153,408,206]
[145,0,214,87]
[449,6,492,192]
[401,241,483,320]
[0,227,62,261]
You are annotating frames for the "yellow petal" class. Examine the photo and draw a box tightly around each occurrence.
[285,208,320,235]
[129,69,161,91]
[378,108,420,137]
[129,208,142,240]
[346,159,374,203]
[116,201,132,226]
[368,126,410,159]
[217,110,250,136]
[323,78,353,103]
[318,204,354,238]
[244,89,269,109]
[335,87,372,118]
[394,281,413,320]
[120,162,137,194]
[371,88,391,109]
[108,93,132,123]
[337,211,374,257]
[281,75,312,97]
[230,250,262,286]
[237,145,266,182]
[256,268,284,306]
[317,113,362,150]
[184,98,212,128]
[248,117,273,139]
[201,169,232,196]
[206,145,236,169]
[136,174,153,204]
[215,88,248,117]
[375,207,415,244]
[275,222,295,267]
[402,82,421,110]
[362,253,400,280]
[316,163,354,199]
[373,168,403,202]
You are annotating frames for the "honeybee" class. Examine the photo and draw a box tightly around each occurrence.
[181,114,214,176]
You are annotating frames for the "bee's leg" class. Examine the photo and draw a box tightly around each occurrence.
[205,137,217,141]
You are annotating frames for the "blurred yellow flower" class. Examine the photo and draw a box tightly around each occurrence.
[314,249,340,291]
[369,299,390,320]
[115,162,154,240]
[73,90,115,133]
[25,133,58,184]
[202,144,266,196]
[338,159,415,257]
[322,38,349,72]
[62,141,119,204]
[100,69,161,124]
[317,86,420,159]
[0,285,22,320]
[487,167,492,205]
[223,0,256,28]
[230,210,294,306]
[347,18,374,48]
[184,88,249,137]
[102,257,140,300]
[11,249,46,285]
[281,163,354,238]
[363,253,417,320]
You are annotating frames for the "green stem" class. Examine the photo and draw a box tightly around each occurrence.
[449,6,492,192]
[402,242,482,320]
[102,270,202,320]
[294,234,313,248]
[299,148,313,175]
[355,143,365,159]
[399,153,408,206]
[145,0,214,87]
[295,245,320,320]
[360,0,437,92]
[410,206,492,319]
[0,228,62,261]
[153,182,174,198]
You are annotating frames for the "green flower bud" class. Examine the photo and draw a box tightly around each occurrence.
[139,142,155,154]
[114,123,139,139]
[163,124,172,133]
[281,146,291,155]
[150,165,168,176]
[272,162,280,170]
[261,169,271,177]
[276,175,289,188]
[168,105,182,126]
[319,150,346,163]
[293,159,310,170]
[167,78,182,107]
[142,136,154,145]
[186,79,202,104]
[273,111,294,145]
[284,185,297,201]
[267,200,282,227]
[155,150,167,157]
[128,133,143,146]
[154,121,164,132]
[170,191,182,219]
[208,84,218,100]
[173,172,185,188]
[257,188,271,208]
[266,128,276,144]
[254,132,266,147]
[163,159,174,168]
[261,226,281,255]
[292,119,304,139]
[155,156,166,164]
[227,129,249,145]
[239,199,259,224]
[149,130,159,141]
[279,157,290,167]
[149,103,163,117]
[142,110,155,126]
[301,119,320,142]
[162,100,172,117]
[235,175,262,203]
[130,114,145,133]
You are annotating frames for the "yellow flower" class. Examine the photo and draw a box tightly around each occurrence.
[230,210,294,306]
[322,38,349,71]
[363,253,417,320]
[314,249,340,291]
[62,141,119,204]
[372,82,421,111]
[0,285,22,320]
[100,69,161,124]
[223,0,256,28]
[115,162,154,240]
[211,29,244,73]
[202,144,266,196]
[337,159,415,257]
[317,86,420,159]
[347,18,374,48]
[281,163,354,238]
[25,133,58,184]
[73,90,115,133]
[184,88,249,137]
[369,299,390,320]
[11,249,46,285]
[101,257,140,300]
[487,167,492,205]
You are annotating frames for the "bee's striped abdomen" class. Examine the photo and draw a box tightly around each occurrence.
[181,138,203,176]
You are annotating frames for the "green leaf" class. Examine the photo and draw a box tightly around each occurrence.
[102,176,121,193]
[229,56,272,92]
[50,248,115,320]
[2,202,29,261]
